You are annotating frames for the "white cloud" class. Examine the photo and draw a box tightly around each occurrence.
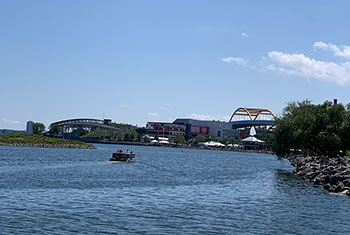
[221,57,247,66]
[190,114,230,121]
[120,104,131,109]
[268,51,350,85]
[2,118,21,124]
[221,41,350,86]
[313,41,350,59]
[148,112,159,117]
[241,32,248,38]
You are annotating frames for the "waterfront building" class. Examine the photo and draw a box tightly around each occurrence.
[26,121,34,135]
[146,122,187,138]
[146,119,239,140]
[174,119,239,139]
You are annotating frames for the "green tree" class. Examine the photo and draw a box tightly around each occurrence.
[33,123,46,135]
[77,127,89,137]
[49,124,61,136]
[255,133,274,149]
[124,133,130,141]
[126,129,139,141]
[193,135,210,144]
[117,133,124,141]
[143,135,150,143]
[174,133,185,144]
[273,100,350,158]
[218,137,230,145]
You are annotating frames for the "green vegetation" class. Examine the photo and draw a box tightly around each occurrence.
[111,123,137,132]
[0,133,95,148]
[125,129,140,141]
[273,100,350,158]
[33,122,46,134]
[174,133,185,144]
[80,124,140,142]
[49,124,61,136]
[217,137,239,145]
[117,132,124,141]
[193,135,213,144]
[82,129,116,139]
[255,133,275,149]
[192,135,238,145]
[0,129,24,134]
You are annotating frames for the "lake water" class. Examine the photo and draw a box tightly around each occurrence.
[1,144,350,234]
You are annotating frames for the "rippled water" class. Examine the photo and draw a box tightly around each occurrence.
[1,144,350,234]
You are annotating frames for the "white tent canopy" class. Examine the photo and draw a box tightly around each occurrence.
[240,136,264,143]
[159,140,170,144]
[202,141,226,147]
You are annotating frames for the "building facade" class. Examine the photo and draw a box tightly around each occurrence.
[26,121,34,135]
[146,119,239,140]
[146,122,186,137]
[173,119,238,139]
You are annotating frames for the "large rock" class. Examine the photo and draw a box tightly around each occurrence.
[304,156,313,162]
[342,179,350,187]
[338,169,350,176]
[329,175,343,185]
[288,154,350,195]
[339,189,349,196]
[314,175,329,185]
[324,184,331,191]
[297,167,313,177]
[333,182,345,193]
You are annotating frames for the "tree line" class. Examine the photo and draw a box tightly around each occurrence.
[273,100,350,158]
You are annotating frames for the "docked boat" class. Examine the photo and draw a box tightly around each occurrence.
[109,150,136,163]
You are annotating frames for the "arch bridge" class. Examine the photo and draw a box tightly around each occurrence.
[50,118,121,138]
[229,108,276,136]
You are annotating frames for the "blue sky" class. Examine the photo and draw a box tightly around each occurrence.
[1,0,350,130]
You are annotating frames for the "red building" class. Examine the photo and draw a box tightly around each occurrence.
[146,122,209,139]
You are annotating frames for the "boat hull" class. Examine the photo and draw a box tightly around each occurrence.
[109,152,136,163]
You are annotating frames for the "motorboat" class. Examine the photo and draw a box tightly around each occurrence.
[109,150,136,163]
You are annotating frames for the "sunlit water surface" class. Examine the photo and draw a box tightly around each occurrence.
[1,144,350,234]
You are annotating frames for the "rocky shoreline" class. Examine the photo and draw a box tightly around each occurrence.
[0,142,95,149]
[287,154,350,195]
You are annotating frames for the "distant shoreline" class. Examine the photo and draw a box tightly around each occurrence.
[0,142,95,149]
[0,133,95,149]
[87,140,273,154]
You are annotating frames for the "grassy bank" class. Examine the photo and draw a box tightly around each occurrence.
[0,133,95,149]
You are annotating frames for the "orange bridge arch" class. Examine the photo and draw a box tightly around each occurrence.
[229,108,276,122]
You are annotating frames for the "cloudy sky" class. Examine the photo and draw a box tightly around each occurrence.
[1,0,350,129]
